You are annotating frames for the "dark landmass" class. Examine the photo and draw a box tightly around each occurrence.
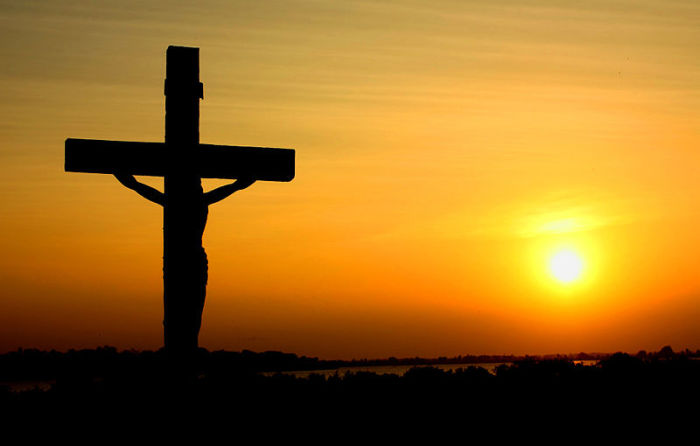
[1,344,697,382]
[2,345,698,424]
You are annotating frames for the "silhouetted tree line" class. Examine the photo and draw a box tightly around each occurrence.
[2,344,696,384]
[0,346,346,382]
[1,346,698,415]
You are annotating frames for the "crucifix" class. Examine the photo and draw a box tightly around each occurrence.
[65,46,295,357]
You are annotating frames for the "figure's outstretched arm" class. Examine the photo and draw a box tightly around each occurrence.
[114,173,165,206]
[204,178,256,205]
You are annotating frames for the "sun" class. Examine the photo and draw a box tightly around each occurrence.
[549,249,584,284]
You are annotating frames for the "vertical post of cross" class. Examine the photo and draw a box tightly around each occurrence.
[163,46,205,357]
[65,45,295,370]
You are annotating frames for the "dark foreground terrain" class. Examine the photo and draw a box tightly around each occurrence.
[2,346,698,428]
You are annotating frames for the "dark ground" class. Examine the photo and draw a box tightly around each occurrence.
[1,346,698,432]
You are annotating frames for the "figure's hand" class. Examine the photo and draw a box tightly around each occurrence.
[113,172,164,205]
[234,178,256,190]
[203,178,255,205]
[114,172,137,188]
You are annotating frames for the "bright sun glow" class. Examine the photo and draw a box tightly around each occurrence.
[549,249,584,283]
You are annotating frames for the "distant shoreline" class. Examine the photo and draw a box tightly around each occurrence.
[0,344,695,384]
[3,348,699,421]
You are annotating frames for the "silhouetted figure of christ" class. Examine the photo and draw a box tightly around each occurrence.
[115,173,255,350]
[65,46,294,360]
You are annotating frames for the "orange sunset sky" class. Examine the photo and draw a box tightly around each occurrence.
[1,0,698,359]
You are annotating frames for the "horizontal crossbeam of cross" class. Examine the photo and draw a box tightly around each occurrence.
[65,138,295,182]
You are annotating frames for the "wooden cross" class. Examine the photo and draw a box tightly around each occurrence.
[65,46,295,357]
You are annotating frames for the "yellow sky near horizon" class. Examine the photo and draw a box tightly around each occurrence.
[0,0,698,358]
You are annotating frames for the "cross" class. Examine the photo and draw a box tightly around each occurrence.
[65,46,295,357]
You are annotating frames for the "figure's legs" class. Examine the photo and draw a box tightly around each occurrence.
[193,247,208,337]
[163,247,207,356]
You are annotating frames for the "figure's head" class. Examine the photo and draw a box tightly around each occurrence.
[193,178,203,194]
[168,174,203,195]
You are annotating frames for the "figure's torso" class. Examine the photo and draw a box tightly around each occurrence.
[164,190,208,249]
